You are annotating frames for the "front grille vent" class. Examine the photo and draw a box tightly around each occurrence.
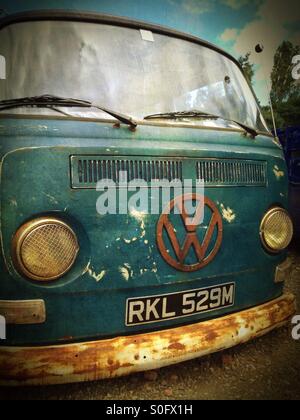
[71,156,183,188]
[71,156,267,189]
[196,159,267,187]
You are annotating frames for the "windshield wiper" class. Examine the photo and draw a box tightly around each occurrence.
[144,110,258,138]
[0,95,137,129]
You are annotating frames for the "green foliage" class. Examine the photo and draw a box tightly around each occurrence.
[270,41,300,105]
[260,41,300,129]
[238,52,255,85]
[267,41,300,129]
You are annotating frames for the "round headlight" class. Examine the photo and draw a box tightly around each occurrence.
[260,207,293,253]
[12,217,79,281]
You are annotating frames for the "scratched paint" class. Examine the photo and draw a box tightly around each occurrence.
[9,198,18,207]
[42,192,59,205]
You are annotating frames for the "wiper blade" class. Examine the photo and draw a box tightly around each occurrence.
[145,110,215,119]
[0,95,91,108]
[144,110,258,138]
[0,95,137,129]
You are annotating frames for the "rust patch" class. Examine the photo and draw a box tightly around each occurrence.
[168,342,186,351]
[0,293,296,387]
[204,329,219,342]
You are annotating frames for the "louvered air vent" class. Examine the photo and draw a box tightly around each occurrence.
[71,156,183,188]
[196,159,267,186]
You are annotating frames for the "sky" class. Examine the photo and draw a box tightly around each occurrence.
[0,0,299,104]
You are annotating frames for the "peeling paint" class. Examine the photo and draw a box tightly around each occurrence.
[139,267,159,275]
[84,263,106,282]
[82,263,90,275]
[124,237,138,244]
[273,165,285,180]
[129,208,147,222]
[124,263,134,277]
[220,204,236,223]
[130,208,147,239]
[140,220,146,239]
[119,266,130,281]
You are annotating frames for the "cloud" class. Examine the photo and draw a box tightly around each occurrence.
[221,0,251,9]
[182,0,214,15]
[219,28,239,43]
[219,0,300,104]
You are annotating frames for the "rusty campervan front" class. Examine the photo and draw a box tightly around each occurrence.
[0,10,296,386]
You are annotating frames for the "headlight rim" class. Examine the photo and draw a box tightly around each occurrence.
[12,217,79,282]
[260,206,294,254]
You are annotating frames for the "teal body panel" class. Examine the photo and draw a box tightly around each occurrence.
[0,117,288,345]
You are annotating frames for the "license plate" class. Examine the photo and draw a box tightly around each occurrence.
[126,282,235,326]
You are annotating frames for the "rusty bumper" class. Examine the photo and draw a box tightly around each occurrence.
[0,293,296,386]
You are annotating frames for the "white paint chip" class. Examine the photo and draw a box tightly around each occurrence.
[273,165,285,180]
[140,29,154,42]
[220,204,236,224]
[119,266,130,281]
[83,263,106,283]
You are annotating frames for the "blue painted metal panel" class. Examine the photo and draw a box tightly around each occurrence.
[0,117,287,345]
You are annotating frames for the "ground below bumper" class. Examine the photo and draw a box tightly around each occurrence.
[0,293,296,386]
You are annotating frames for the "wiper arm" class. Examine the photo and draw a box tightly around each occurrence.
[0,95,137,129]
[144,110,258,138]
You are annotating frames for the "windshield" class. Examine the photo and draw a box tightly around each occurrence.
[0,20,268,132]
